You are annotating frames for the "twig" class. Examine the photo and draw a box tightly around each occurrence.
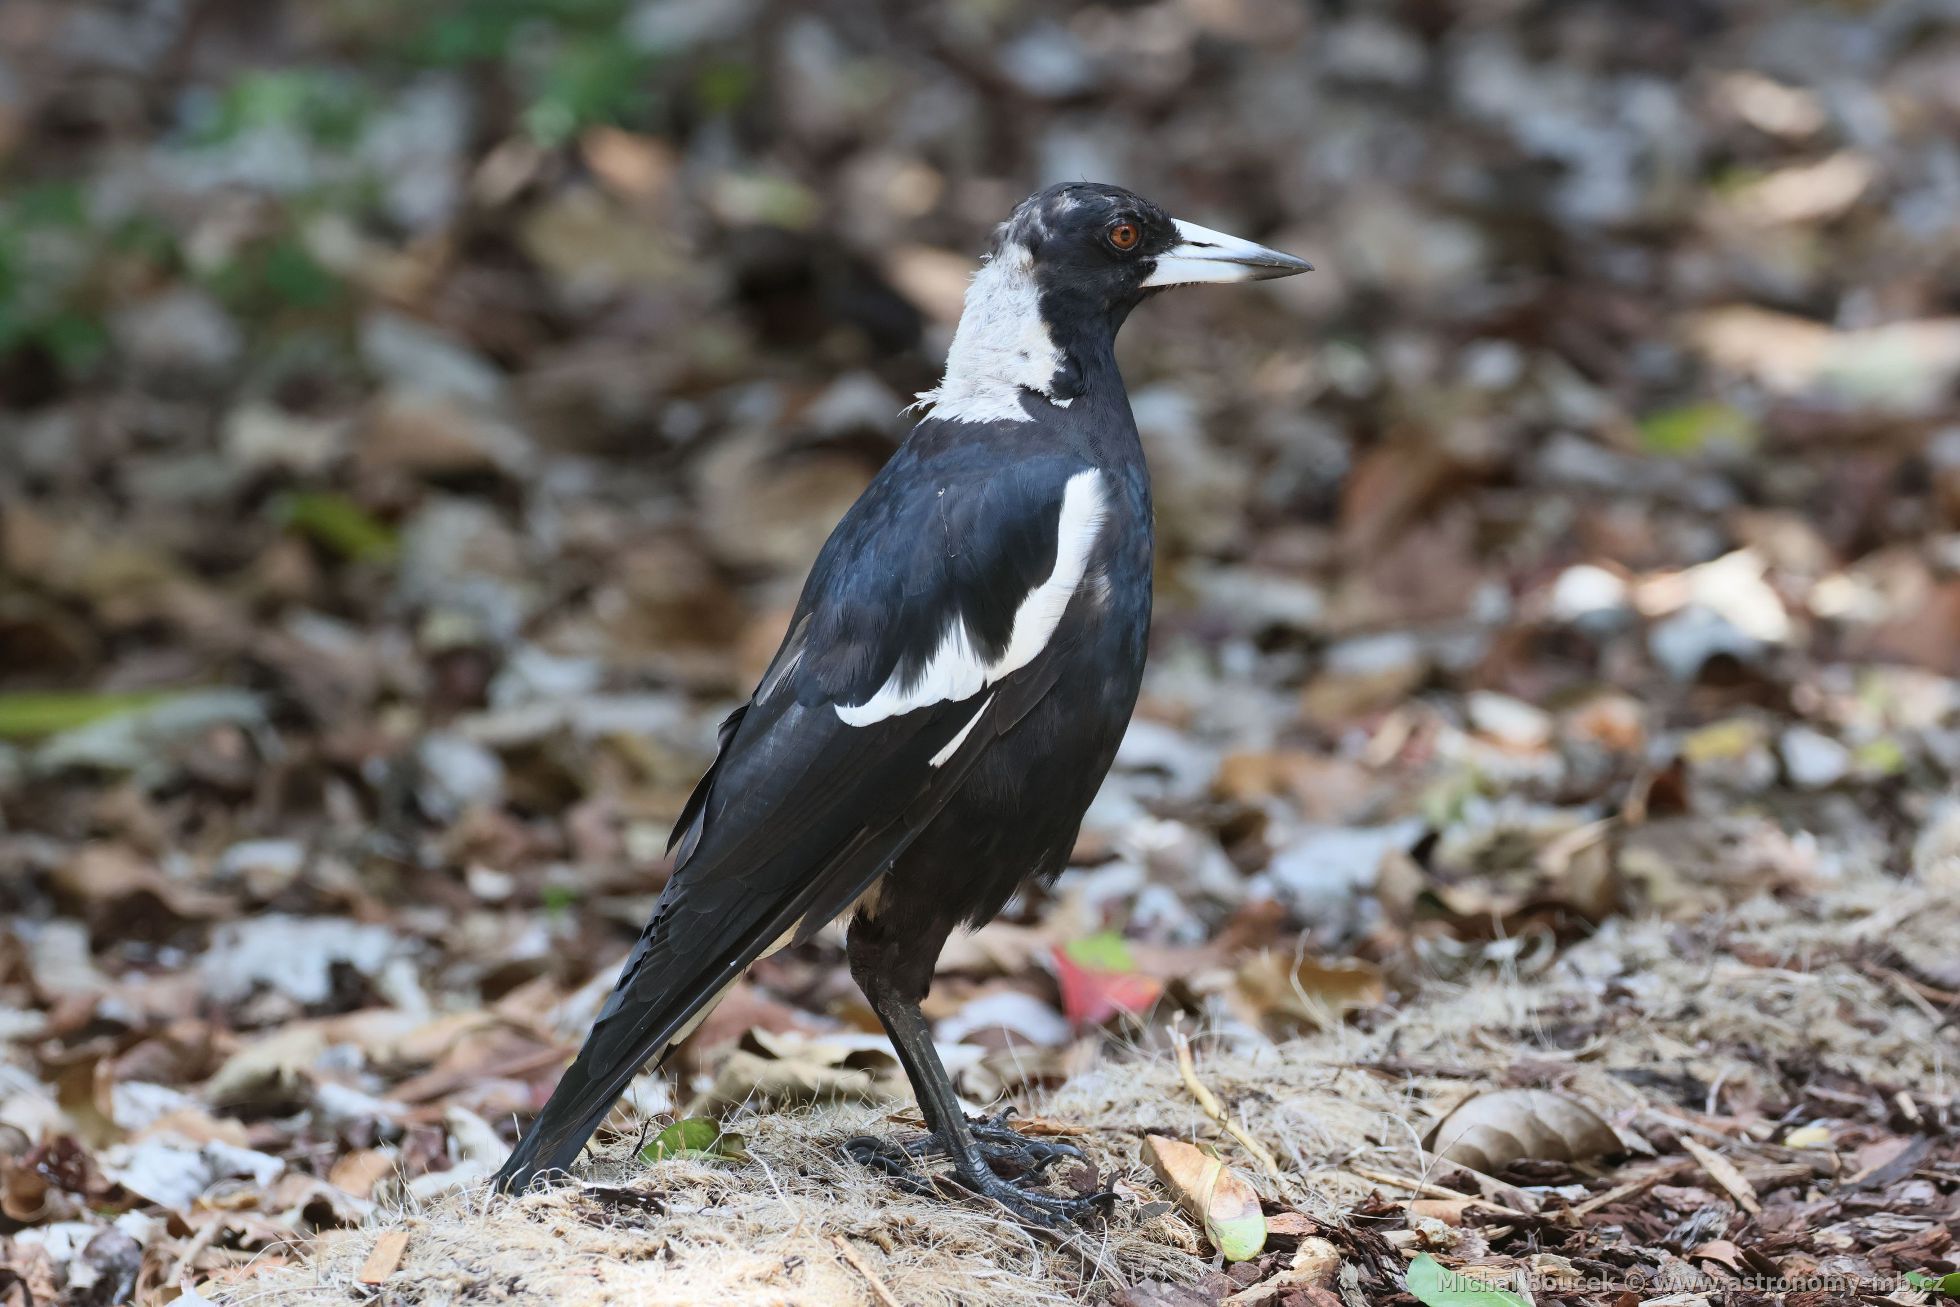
[1868,964,1956,1028]
[1570,1168,1669,1216]
[831,1235,902,1307]
[1413,1149,1542,1215]
[1170,1026,1301,1201]
[1345,1165,1532,1220]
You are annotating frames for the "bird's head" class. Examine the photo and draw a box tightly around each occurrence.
[917,182,1310,425]
[1001,182,1311,310]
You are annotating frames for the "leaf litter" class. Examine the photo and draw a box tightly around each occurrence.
[3,0,1960,1303]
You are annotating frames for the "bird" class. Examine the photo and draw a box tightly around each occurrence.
[491,182,1311,1223]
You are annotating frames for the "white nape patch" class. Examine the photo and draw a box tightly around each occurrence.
[836,469,1109,728]
[930,693,994,767]
[909,242,1071,425]
[1141,217,1306,288]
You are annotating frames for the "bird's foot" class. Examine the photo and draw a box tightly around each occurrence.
[945,1165,1116,1228]
[931,1110,1086,1177]
[842,1134,936,1196]
[847,1110,1081,1178]
[843,1113,1109,1227]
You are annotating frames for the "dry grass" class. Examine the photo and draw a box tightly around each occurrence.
[222,871,1957,1306]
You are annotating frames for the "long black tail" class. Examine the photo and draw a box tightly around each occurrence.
[491,736,977,1192]
[491,922,742,1193]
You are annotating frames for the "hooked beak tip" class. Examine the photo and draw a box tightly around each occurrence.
[1251,253,1314,279]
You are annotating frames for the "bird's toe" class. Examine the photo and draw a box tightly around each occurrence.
[842,1135,935,1195]
[966,1114,1084,1174]
[952,1169,1116,1228]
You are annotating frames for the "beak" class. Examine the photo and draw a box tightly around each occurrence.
[1141,218,1313,288]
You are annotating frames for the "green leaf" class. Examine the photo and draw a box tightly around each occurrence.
[33,311,110,374]
[1638,401,1757,457]
[195,70,374,148]
[261,236,343,310]
[9,182,89,230]
[275,492,397,563]
[1063,930,1135,973]
[0,690,181,739]
[1908,1271,1960,1297]
[640,1117,746,1164]
[694,61,755,114]
[1854,736,1906,776]
[1405,1253,1531,1307]
[523,38,654,145]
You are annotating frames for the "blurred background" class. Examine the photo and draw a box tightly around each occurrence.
[4,0,1960,1295]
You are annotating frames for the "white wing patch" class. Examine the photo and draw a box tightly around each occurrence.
[835,468,1109,729]
[909,241,1073,425]
[929,692,994,767]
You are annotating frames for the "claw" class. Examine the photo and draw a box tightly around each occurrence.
[948,1171,1115,1228]
[967,1113,1084,1174]
[895,1113,1082,1177]
[844,1119,1110,1227]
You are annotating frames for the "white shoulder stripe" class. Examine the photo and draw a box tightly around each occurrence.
[835,468,1109,729]
[995,469,1107,678]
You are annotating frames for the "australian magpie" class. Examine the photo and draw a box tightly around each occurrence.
[491,182,1311,1223]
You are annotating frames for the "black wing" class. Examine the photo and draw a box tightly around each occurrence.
[493,442,1101,1190]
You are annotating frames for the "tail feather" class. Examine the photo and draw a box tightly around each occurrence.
[491,927,736,1193]
[492,739,984,1194]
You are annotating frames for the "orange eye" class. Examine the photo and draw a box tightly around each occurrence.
[1108,222,1140,251]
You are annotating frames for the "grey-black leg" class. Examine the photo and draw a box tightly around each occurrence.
[842,919,1112,1227]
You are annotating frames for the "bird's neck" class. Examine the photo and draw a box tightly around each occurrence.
[914,245,1123,427]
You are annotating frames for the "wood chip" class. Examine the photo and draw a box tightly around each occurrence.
[1679,1138,1762,1214]
[357,1230,409,1285]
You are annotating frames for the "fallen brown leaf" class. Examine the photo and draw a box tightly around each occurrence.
[1141,1135,1267,1263]
[1233,951,1385,1034]
[1424,1088,1621,1173]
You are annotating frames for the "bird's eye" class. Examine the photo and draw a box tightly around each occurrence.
[1108,221,1140,251]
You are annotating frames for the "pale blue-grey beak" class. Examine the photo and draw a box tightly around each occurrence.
[1141,217,1313,288]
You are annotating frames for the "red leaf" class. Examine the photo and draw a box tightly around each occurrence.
[1051,944,1164,1028]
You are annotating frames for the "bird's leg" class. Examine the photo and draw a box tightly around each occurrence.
[843,928,1110,1227]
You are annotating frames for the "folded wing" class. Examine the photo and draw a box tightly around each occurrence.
[492,447,1107,1191]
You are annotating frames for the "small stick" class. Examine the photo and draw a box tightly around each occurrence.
[1345,1165,1532,1220]
[832,1235,902,1307]
[1170,1026,1300,1200]
[1570,1171,1664,1216]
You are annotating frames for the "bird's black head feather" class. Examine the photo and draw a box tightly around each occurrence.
[994,183,1179,319]
[910,182,1307,424]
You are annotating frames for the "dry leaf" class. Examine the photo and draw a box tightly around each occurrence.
[1233,952,1385,1034]
[1141,1135,1266,1262]
[327,1149,397,1200]
[1423,1088,1620,1172]
[1052,936,1165,1028]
